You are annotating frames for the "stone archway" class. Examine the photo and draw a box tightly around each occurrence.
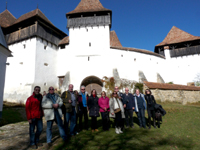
[81,76,103,95]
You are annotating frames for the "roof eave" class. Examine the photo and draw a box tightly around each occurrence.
[66,9,112,17]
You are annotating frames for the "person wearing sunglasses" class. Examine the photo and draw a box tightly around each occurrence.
[114,86,125,130]
[26,86,43,149]
[77,85,89,131]
[42,86,67,147]
[109,91,125,134]
[145,89,157,129]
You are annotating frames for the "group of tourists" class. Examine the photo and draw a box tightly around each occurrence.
[25,84,161,149]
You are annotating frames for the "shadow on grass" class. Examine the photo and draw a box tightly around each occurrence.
[0,107,27,127]
[54,128,194,150]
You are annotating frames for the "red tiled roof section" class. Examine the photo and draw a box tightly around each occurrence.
[59,36,69,45]
[14,8,53,25]
[110,30,122,47]
[111,47,165,59]
[156,26,200,46]
[0,9,16,27]
[67,0,111,15]
[144,81,200,91]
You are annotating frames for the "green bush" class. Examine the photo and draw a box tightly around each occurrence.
[134,82,144,94]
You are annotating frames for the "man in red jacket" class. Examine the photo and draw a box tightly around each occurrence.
[26,86,43,149]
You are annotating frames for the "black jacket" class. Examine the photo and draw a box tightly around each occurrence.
[122,93,135,110]
[154,104,166,116]
[145,94,156,110]
[88,95,100,117]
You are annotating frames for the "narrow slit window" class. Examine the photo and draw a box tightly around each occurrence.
[23,44,26,49]
[44,63,48,66]
[88,56,90,61]
[89,43,91,47]
[44,45,47,50]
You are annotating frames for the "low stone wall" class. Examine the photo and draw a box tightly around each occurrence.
[150,89,200,104]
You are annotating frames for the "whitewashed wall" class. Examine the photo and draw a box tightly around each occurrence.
[4,38,36,103]
[162,49,200,85]
[0,46,9,117]
[33,37,59,93]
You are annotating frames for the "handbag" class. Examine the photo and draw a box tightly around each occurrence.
[114,98,121,113]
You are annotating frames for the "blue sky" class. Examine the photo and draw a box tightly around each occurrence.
[1,0,200,52]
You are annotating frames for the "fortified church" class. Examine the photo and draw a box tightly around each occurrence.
[0,0,200,103]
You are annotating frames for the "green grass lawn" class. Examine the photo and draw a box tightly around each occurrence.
[53,102,200,150]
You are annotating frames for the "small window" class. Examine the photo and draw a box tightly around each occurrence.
[44,45,47,50]
[88,56,90,61]
[121,55,123,57]
[44,63,48,66]
[86,28,88,32]
[134,58,136,61]
[19,62,23,65]
[44,83,47,86]
[23,44,26,49]
[89,43,91,47]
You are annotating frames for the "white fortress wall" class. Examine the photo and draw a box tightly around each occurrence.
[4,38,37,103]
[110,48,165,82]
[162,49,200,85]
[33,37,59,93]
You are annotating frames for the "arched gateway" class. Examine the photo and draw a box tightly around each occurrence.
[81,76,103,95]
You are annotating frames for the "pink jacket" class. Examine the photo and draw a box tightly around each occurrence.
[98,96,110,112]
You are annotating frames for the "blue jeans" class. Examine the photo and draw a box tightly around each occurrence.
[136,108,146,127]
[29,118,43,145]
[65,107,76,135]
[46,110,67,143]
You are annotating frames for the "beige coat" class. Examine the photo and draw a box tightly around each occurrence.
[42,93,63,121]
[109,97,125,118]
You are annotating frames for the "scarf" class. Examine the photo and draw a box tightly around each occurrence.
[49,94,56,104]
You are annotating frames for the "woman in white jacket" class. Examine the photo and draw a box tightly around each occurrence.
[109,91,125,134]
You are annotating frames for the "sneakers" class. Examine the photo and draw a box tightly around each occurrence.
[118,128,123,134]
[115,127,120,134]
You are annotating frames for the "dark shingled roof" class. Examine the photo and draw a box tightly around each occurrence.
[59,36,69,45]
[110,30,122,47]
[0,9,16,27]
[67,0,111,15]
[111,47,165,59]
[144,81,200,91]
[156,26,200,46]
[14,8,53,25]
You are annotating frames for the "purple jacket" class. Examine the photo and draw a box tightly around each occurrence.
[98,96,110,112]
